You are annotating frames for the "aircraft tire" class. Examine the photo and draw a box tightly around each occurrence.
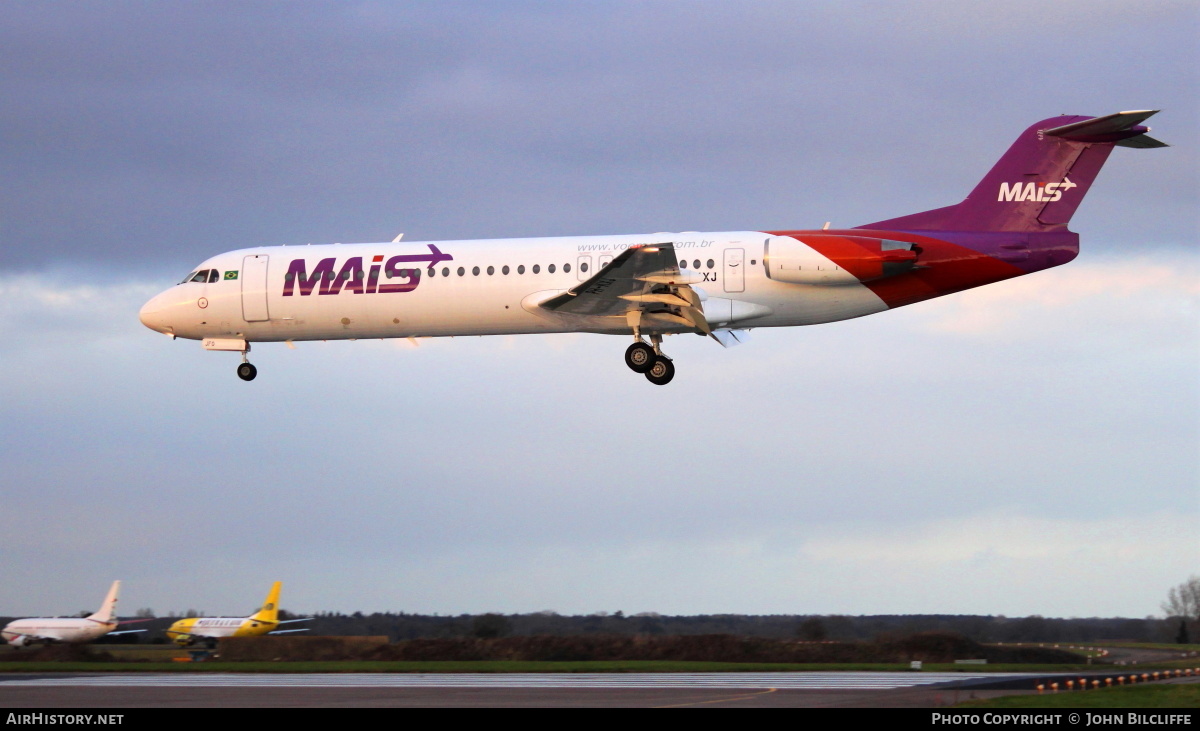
[624,342,655,373]
[237,363,258,381]
[645,356,675,386]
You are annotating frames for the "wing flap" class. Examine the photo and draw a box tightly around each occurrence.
[538,243,709,333]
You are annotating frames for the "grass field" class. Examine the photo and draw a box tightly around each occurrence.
[959,683,1200,708]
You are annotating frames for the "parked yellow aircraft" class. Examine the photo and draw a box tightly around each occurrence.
[165,582,308,647]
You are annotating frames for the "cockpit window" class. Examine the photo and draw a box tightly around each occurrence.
[208,270,220,283]
[180,271,199,284]
[189,270,211,283]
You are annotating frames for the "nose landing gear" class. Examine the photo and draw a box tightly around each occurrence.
[237,347,257,381]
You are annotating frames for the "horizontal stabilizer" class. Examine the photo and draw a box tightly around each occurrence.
[1116,133,1168,149]
[1044,110,1167,146]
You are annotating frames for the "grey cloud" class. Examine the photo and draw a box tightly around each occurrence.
[1,1,1195,271]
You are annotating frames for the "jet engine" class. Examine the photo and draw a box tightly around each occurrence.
[764,235,918,285]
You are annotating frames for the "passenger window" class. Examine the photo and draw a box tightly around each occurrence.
[580,262,588,273]
[679,260,686,269]
[457,267,465,276]
[443,267,450,277]
[548,264,556,273]
[472,266,480,276]
[427,268,435,277]
[518,265,525,274]
[707,259,714,269]
[693,260,700,270]
[502,265,510,275]
[487,266,494,275]
[533,264,540,274]
[564,263,571,273]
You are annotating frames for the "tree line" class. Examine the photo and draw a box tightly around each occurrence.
[0,611,1171,645]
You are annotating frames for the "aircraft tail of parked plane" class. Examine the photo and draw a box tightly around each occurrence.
[139,110,1166,385]
[165,582,309,648]
[1,581,146,647]
[88,579,121,624]
[248,580,281,624]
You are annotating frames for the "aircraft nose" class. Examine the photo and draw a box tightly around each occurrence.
[139,292,174,335]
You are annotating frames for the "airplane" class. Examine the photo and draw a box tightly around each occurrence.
[165,581,309,648]
[139,110,1166,385]
[1,581,146,647]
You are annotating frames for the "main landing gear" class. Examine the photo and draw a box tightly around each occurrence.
[624,334,674,385]
[237,347,257,381]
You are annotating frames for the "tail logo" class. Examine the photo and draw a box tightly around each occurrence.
[998,177,1076,203]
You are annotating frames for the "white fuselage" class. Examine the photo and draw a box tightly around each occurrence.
[1,618,115,647]
[138,232,888,344]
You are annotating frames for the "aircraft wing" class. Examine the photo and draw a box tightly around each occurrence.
[107,629,146,636]
[268,628,310,635]
[538,243,711,333]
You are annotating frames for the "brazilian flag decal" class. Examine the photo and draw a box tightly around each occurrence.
[224,270,239,280]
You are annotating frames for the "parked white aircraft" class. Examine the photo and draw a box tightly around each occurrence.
[1,581,145,647]
[139,111,1165,385]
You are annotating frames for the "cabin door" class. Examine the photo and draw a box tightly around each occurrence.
[723,248,745,293]
[241,254,270,322]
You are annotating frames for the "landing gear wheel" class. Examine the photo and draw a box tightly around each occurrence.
[237,362,258,381]
[645,356,675,385]
[625,342,656,373]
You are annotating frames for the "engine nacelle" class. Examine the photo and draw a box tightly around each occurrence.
[764,235,917,285]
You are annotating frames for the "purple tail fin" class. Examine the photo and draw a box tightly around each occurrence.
[860,111,1166,233]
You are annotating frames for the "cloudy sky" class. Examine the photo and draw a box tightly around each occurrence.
[1,1,1196,619]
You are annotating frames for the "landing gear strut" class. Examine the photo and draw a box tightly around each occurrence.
[237,347,257,381]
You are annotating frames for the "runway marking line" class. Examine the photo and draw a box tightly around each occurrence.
[654,687,779,708]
